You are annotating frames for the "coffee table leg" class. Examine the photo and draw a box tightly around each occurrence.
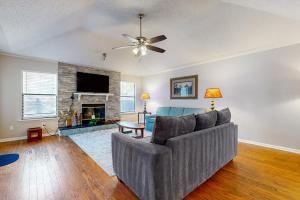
[141,129,144,138]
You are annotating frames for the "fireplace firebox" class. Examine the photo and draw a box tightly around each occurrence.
[81,104,105,126]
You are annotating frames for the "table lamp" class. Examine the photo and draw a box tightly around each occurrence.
[141,92,150,113]
[204,88,223,110]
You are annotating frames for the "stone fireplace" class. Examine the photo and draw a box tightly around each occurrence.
[58,62,120,127]
[82,104,105,126]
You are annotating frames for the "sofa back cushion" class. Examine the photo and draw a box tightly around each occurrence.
[216,108,231,125]
[168,107,184,116]
[183,108,205,116]
[151,115,196,145]
[195,110,217,131]
[156,107,171,116]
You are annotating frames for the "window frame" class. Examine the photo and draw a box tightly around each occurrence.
[22,70,58,120]
[120,81,136,113]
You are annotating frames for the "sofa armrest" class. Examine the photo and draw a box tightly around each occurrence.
[165,122,238,199]
[112,133,174,200]
[145,114,157,120]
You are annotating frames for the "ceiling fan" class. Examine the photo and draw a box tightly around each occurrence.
[112,13,167,56]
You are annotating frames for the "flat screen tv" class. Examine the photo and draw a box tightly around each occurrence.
[77,72,109,93]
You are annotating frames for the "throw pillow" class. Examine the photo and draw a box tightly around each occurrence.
[216,108,231,125]
[151,114,196,145]
[194,110,217,131]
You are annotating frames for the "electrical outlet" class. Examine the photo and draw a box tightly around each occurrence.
[9,125,14,131]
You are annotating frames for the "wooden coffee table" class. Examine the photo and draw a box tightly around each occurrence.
[116,121,145,138]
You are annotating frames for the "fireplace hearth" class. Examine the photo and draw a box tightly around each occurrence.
[82,104,105,126]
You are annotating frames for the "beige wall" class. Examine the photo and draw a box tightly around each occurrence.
[0,55,145,139]
[0,54,58,140]
[143,44,300,150]
[120,74,143,122]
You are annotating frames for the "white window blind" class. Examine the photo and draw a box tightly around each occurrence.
[22,71,57,119]
[120,81,136,113]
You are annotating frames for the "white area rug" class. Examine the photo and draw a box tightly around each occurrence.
[69,128,151,176]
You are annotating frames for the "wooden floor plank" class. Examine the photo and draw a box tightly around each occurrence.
[0,136,299,200]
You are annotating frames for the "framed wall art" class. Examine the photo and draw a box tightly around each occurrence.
[170,75,198,99]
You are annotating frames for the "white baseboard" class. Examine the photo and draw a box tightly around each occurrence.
[238,139,300,154]
[0,133,56,143]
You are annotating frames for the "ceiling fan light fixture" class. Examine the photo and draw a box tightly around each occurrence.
[140,45,147,56]
[132,47,139,55]
[112,13,166,56]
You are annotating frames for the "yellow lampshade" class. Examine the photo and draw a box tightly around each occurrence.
[141,92,151,101]
[204,88,223,98]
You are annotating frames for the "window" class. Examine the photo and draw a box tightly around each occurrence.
[120,81,135,113]
[22,71,57,119]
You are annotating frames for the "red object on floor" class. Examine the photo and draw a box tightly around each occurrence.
[27,127,42,142]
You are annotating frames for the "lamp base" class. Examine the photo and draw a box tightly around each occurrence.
[210,100,215,111]
[143,101,147,113]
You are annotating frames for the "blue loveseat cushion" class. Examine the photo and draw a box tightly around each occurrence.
[168,107,184,116]
[156,107,171,116]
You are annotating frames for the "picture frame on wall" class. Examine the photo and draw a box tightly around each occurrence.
[170,75,198,99]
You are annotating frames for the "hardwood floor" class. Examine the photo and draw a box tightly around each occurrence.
[0,136,300,200]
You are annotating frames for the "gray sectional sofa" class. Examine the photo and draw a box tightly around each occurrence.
[112,110,238,200]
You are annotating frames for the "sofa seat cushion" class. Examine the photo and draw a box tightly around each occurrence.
[151,114,196,145]
[216,108,231,125]
[168,107,184,116]
[195,110,217,131]
[156,107,171,116]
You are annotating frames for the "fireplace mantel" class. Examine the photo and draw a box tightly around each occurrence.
[73,92,114,101]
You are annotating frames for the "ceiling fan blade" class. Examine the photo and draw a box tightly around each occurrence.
[112,45,136,50]
[122,34,138,43]
[148,35,167,44]
[146,45,166,53]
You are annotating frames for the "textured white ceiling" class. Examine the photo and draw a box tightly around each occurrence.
[222,0,300,21]
[1,0,300,75]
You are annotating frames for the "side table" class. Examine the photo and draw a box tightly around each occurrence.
[137,111,152,124]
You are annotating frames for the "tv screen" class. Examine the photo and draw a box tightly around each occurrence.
[77,72,109,93]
